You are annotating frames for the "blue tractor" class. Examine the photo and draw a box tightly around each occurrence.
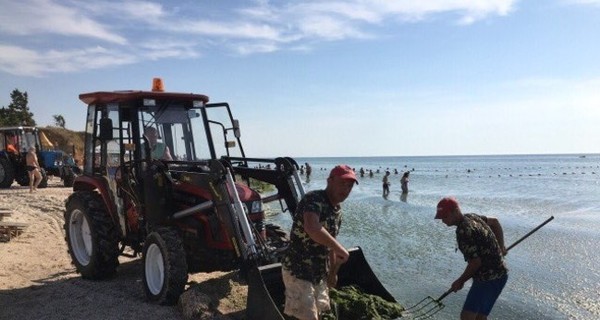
[0,126,79,188]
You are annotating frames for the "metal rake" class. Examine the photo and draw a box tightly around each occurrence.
[401,289,452,319]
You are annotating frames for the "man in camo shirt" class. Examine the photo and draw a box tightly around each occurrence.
[281,164,358,320]
[435,197,508,320]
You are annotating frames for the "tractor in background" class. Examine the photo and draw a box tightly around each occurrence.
[0,127,80,188]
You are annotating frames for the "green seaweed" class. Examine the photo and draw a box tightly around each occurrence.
[322,285,405,320]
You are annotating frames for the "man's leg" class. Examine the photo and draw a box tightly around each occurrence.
[462,275,508,320]
[29,171,34,192]
[33,169,42,190]
[282,269,320,320]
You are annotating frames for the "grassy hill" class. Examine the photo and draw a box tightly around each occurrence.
[39,126,85,164]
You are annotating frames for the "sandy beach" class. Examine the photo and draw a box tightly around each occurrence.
[0,179,246,320]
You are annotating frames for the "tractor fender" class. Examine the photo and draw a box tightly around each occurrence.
[73,176,118,223]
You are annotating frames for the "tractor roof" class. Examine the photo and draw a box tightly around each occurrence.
[79,90,210,106]
[0,126,38,132]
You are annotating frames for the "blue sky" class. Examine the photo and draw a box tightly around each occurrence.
[1,0,599,157]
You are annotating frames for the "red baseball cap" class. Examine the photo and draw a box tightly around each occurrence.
[329,165,358,184]
[435,197,459,219]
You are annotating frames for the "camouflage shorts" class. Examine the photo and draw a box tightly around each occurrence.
[282,268,330,320]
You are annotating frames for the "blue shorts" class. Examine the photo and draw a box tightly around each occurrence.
[463,274,508,316]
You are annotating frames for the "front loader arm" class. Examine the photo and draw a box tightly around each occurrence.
[169,159,255,264]
[224,156,305,214]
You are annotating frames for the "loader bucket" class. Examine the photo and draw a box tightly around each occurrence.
[246,246,396,319]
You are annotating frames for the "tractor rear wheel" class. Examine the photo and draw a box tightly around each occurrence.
[266,223,289,250]
[15,168,49,188]
[62,167,75,187]
[143,227,188,305]
[0,158,15,188]
[38,168,48,188]
[64,191,120,279]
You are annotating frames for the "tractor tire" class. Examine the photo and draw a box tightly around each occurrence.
[143,226,188,305]
[266,223,289,249]
[38,168,48,188]
[64,191,120,279]
[15,168,48,188]
[16,171,29,186]
[63,167,75,187]
[0,158,15,188]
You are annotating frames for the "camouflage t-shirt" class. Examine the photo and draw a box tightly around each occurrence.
[282,190,342,284]
[456,214,508,281]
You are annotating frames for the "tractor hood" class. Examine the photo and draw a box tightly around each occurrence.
[173,177,261,203]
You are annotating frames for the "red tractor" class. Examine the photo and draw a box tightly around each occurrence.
[64,79,305,305]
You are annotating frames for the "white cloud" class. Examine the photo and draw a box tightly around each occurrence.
[287,0,516,25]
[47,0,167,23]
[0,0,521,76]
[0,44,136,77]
[0,0,126,44]
[165,20,284,41]
[234,42,280,55]
[296,15,369,40]
[138,40,201,60]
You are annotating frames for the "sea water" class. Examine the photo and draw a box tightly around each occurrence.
[265,154,600,319]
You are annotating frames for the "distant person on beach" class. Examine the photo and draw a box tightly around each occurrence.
[282,165,358,320]
[435,197,508,320]
[359,167,365,178]
[26,147,42,192]
[305,162,312,181]
[382,171,391,197]
[401,171,410,194]
[369,169,374,178]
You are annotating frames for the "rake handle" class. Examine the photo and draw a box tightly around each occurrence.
[436,289,453,302]
[505,216,554,252]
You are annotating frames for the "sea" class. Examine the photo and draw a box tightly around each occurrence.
[263,154,600,320]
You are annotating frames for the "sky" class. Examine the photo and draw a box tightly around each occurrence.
[1,0,600,157]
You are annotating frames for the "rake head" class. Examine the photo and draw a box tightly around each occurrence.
[401,289,452,319]
[401,296,445,319]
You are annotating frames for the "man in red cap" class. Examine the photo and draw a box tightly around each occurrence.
[435,197,508,320]
[281,164,358,320]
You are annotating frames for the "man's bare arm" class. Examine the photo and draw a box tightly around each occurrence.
[303,211,349,263]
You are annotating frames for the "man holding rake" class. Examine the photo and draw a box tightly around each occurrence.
[435,197,508,320]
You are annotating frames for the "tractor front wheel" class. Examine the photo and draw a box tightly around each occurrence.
[38,168,48,188]
[62,167,75,187]
[266,223,289,250]
[143,227,188,305]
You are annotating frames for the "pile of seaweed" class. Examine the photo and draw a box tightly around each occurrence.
[322,285,405,320]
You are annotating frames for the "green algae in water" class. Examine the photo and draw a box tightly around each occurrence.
[322,285,405,320]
